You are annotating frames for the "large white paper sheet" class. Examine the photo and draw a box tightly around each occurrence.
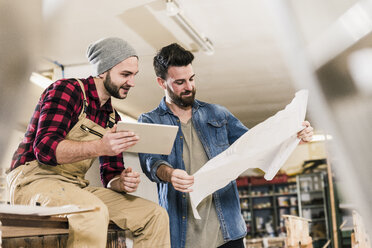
[189,90,308,219]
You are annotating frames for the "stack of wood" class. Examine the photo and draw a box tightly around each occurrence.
[352,210,371,248]
[283,215,313,248]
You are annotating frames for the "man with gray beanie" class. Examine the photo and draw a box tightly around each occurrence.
[7,37,171,248]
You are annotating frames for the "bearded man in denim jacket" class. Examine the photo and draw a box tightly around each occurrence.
[138,43,313,248]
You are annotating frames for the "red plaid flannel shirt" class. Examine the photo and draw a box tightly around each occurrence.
[11,77,125,186]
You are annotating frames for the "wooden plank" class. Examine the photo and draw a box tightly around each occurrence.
[2,234,69,248]
[0,213,68,229]
[1,226,69,238]
[0,212,126,247]
[2,231,124,248]
[3,236,45,248]
[326,158,339,248]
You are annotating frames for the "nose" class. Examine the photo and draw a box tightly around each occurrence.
[127,75,135,87]
[185,80,193,90]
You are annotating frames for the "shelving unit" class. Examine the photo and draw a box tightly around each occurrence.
[238,170,333,246]
[238,176,298,238]
[296,172,330,247]
[334,180,353,248]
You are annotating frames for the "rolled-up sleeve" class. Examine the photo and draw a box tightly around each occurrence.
[100,154,125,187]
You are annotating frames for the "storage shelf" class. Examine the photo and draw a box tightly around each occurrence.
[312,218,326,222]
[302,204,324,209]
[239,195,250,199]
[249,194,273,198]
[238,180,299,238]
[300,190,323,194]
[240,192,297,198]
[274,192,297,196]
[297,172,331,246]
[253,207,273,210]
[239,170,331,241]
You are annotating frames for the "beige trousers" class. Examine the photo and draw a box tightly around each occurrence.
[8,165,170,248]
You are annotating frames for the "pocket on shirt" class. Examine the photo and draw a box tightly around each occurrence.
[207,119,229,147]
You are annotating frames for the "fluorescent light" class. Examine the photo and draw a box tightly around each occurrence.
[166,0,214,55]
[166,0,179,16]
[339,2,372,42]
[311,134,333,142]
[29,72,53,88]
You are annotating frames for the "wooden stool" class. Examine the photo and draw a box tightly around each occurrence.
[283,215,313,248]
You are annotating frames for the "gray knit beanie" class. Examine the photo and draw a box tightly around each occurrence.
[86,37,138,76]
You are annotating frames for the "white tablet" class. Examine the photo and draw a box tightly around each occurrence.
[116,121,179,155]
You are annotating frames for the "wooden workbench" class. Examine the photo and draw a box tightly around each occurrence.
[0,213,126,248]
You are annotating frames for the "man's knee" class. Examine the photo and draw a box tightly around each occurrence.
[68,202,110,235]
[152,204,169,222]
[95,202,110,224]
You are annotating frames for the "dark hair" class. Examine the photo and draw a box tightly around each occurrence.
[153,43,194,79]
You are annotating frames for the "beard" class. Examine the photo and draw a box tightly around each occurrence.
[103,72,128,99]
[167,86,196,108]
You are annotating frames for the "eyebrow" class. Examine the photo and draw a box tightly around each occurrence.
[122,70,139,76]
[174,74,195,82]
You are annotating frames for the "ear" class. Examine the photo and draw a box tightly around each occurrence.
[157,77,166,90]
[98,71,107,80]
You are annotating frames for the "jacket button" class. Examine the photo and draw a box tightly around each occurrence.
[182,194,186,198]
[182,216,185,219]
[180,136,183,139]
[177,120,180,122]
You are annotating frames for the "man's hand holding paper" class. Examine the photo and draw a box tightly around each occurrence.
[298,121,314,143]
[169,168,194,193]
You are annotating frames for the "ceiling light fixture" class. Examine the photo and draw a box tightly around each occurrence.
[165,0,214,55]
[29,72,53,89]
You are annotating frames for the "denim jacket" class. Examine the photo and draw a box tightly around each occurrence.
[138,97,248,248]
